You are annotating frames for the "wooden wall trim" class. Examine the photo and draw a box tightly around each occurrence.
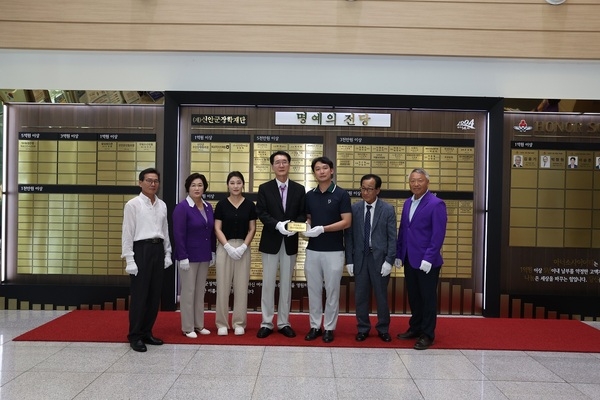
[1,1,598,60]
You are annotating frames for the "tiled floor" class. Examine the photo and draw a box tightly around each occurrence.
[1,310,600,400]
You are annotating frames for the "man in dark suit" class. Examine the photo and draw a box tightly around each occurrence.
[395,168,447,350]
[256,151,306,339]
[345,174,397,342]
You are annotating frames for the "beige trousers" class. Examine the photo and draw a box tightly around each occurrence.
[179,261,209,333]
[215,239,251,330]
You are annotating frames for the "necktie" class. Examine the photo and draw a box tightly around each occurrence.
[280,185,286,211]
[364,205,372,254]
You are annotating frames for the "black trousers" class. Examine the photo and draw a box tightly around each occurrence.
[404,258,440,340]
[128,241,165,343]
[355,252,391,334]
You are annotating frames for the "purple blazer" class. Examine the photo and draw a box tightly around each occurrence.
[172,197,216,263]
[396,191,447,269]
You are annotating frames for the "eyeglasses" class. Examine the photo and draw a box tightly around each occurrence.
[360,187,376,192]
[273,160,289,166]
[144,179,160,185]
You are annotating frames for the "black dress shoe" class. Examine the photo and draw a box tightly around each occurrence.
[414,335,434,350]
[278,326,296,338]
[130,339,147,352]
[397,330,421,340]
[322,330,334,343]
[257,327,273,338]
[355,332,368,342]
[142,335,163,345]
[378,332,392,342]
[304,328,323,341]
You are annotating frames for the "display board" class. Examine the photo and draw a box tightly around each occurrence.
[180,106,484,283]
[4,104,163,282]
[504,113,600,297]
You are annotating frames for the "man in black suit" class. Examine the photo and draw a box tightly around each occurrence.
[256,151,306,339]
[345,174,397,343]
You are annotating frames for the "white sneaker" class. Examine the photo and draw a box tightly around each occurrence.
[183,331,197,339]
[234,327,245,336]
[196,328,211,335]
[217,327,228,336]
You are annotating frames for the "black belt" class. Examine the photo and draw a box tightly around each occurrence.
[136,238,163,244]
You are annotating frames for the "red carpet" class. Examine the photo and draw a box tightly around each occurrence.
[14,310,600,352]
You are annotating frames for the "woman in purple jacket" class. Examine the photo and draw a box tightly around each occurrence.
[172,173,216,338]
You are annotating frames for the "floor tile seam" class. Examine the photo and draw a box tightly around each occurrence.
[250,345,268,379]
[177,345,206,374]
[485,377,568,383]
[196,344,266,352]
[0,369,28,388]
[413,376,494,381]
[161,371,186,400]
[461,352,539,379]
[525,350,600,358]
[69,370,106,400]
[248,369,262,400]
[485,380,512,400]
[567,381,597,399]
[334,376,418,381]
[57,344,132,375]
[527,354,570,383]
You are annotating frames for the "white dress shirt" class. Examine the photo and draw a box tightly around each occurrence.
[121,193,172,263]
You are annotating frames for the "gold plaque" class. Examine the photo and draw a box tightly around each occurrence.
[287,222,307,232]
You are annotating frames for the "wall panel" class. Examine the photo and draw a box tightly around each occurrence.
[1,0,599,60]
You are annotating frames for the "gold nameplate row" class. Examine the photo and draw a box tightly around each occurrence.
[287,222,308,232]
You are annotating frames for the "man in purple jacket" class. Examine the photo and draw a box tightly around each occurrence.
[395,168,447,350]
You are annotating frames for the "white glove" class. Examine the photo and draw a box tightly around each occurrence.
[346,264,354,277]
[210,252,216,266]
[224,243,241,260]
[381,261,392,277]
[419,260,432,274]
[303,225,324,238]
[234,243,248,259]
[164,255,173,269]
[276,220,294,236]
[125,260,138,276]
[394,258,402,268]
[179,258,190,271]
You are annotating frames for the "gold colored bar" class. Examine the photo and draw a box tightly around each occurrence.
[78,175,97,185]
[58,153,78,163]
[98,151,117,161]
[231,143,250,152]
[137,152,155,162]
[116,161,136,170]
[137,142,155,152]
[117,152,136,161]
[58,142,78,152]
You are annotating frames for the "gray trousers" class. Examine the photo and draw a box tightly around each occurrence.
[304,249,344,331]
[260,241,297,329]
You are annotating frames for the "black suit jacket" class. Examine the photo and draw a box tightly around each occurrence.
[256,179,306,255]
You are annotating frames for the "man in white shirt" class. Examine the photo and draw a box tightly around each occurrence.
[121,168,173,352]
